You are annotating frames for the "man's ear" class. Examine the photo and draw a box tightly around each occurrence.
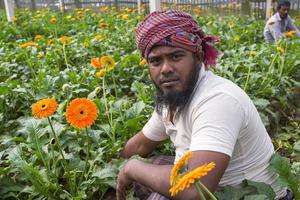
[194,52,203,64]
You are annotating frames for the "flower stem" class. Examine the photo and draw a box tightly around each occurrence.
[62,44,69,69]
[80,128,90,184]
[47,117,74,195]
[243,62,251,92]
[195,182,206,200]
[33,131,50,173]
[197,181,218,200]
[102,74,114,141]
[112,72,118,98]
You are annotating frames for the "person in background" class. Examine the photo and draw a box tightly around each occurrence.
[264,0,300,43]
[117,10,290,200]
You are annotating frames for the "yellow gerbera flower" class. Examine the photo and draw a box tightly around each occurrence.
[139,58,147,66]
[32,98,58,119]
[35,35,43,40]
[249,51,257,56]
[94,34,103,40]
[50,17,57,23]
[96,69,106,77]
[47,38,55,46]
[232,36,240,42]
[169,162,216,196]
[66,98,98,129]
[100,56,115,71]
[276,47,284,53]
[170,151,192,186]
[136,15,142,20]
[121,14,129,20]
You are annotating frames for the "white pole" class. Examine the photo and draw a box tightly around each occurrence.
[4,0,15,22]
[137,0,142,14]
[59,0,65,12]
[266,0,272,19]
[150,0,161,12]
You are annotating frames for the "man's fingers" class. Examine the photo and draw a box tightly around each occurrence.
[116,188,126,200]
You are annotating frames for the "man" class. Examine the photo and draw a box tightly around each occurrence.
[264,0,300,43]
[117,10,288,200]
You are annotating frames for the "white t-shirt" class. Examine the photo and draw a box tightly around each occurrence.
[142,66,286,199]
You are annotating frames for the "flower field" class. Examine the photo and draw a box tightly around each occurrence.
[0,7,299,199]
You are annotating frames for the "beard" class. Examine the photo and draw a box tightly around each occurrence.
[153,63,201,115]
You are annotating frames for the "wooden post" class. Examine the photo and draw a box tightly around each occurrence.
[266,0,272,19]
[59,0,65,12]
[150,0,160,12]
[0,0,5,9]
[74,0,82,8]
[4,0,14,22]
[137,0,142,14]
[31,0,36,11]
[14,0,20,8]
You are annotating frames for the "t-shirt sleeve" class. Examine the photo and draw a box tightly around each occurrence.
[189,92,245,157]
[142,111,168,141]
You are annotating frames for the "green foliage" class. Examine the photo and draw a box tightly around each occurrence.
[214,180,275,200]
[269,153,300,199]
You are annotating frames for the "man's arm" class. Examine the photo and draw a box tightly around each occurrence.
[287,17,300,36]
[119,131,162,158]
[117,150,230,200]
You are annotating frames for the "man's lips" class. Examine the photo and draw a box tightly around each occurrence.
[160,78,180,86]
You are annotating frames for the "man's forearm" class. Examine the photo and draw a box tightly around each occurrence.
[124,159,199,200]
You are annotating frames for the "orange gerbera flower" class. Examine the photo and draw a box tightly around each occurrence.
[99,22,109,29]
[100,56,115,71]
[169,162,216,196]
[170,151,192,186]
[284,30,297,37]
[60,36,72,45]
[32,98,58,119]
[66,98,98,128]
[91,58,101,69]
[19,42,38,48]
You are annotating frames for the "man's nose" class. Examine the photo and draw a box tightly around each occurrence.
[161,60,174,74]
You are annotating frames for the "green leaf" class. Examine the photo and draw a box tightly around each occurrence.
[246,180,275,199]
[244,194,268,200]
[269,153,300,199]
[125,101,145,119]
[92,166,118,179]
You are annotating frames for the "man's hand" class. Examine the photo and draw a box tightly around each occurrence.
[116,159,135,200]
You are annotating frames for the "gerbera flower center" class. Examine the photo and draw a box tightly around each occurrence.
[41,104,48,110]
[80,110,84,115]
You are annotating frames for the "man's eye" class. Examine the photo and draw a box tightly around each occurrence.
[172,54,183,60]
[149,59,160,66]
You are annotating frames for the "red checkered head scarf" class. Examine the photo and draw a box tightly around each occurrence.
[135,10,220,68]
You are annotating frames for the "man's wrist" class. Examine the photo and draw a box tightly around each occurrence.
[123,159,140,182]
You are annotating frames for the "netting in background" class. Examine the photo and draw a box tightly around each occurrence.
[0,0,300,19]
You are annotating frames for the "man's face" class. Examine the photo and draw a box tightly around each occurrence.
[278,5,290,19]
[147,46,200,96]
